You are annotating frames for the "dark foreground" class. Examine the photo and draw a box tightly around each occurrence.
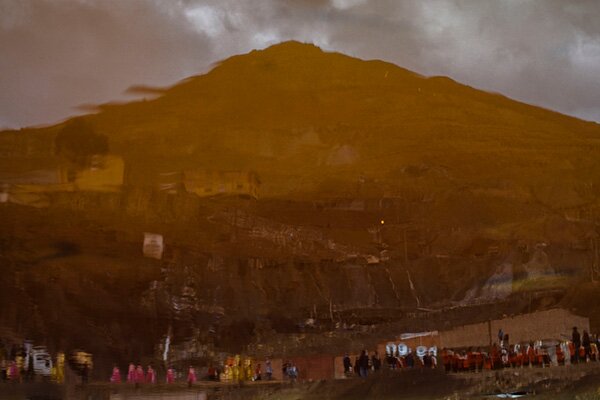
[4,364,600,400]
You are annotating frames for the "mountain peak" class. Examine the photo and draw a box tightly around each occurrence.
[261,40,324,52]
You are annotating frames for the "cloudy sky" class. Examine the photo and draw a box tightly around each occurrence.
[1,0,600,129]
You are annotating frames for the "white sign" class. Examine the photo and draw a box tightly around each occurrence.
[385,343,397,355]
[397,343,408,356]
[143,233,164,259]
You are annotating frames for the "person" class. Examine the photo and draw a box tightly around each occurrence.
[265,359,273,380]
[406,351,415,368]
[423,352,432,368]
[371,351,381,372]
[81,363,89,385]
[187,365,197,387]
[254,363,262,381]
[501,346,509,367]
[358,350,369,378]
[287,363,297,381]
[55,352,65,384]
[583,330,591,362]
[430,351,438,369]
[561,340,571,366]
[0,358,6,382]
[8,361,19,381]
[498,329,504,347]
[26,352,34,382]
[573,327,581,364]
[166,367,175,384]
[282,361,289,378]
[441,348,451,372]
[343,354,352,376]
[127,363,136,383]
[208,365,216,381]
[135,364,145,387]
[146,364,156,384]
[110,365,121,383]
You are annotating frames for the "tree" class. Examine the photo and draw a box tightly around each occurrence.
[54,119,108,167]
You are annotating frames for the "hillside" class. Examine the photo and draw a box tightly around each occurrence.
[1,41,600,374]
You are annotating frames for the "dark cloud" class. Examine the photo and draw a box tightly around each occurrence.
[0,0,213,128]
[1,0,599,128]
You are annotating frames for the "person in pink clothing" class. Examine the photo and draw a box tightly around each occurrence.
[146,365,156,384]
[8,361,19,381]
[127,363,136,383]
[110,365,121,383]
[187,365,197,387]
[135,364,145,384]
[166,367,175,384]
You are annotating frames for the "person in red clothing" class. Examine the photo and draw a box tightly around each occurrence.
[146,365,156,384]
[166,367,175,384]
[127,363,135,383]
[526,343,535,367]
[474,349,484,372]
[483,353,493,370]
[187,365,197,387]
[568,341,576,364]
[453,352,462,372]
[556,345,565,365]
[136,365,145,381]
[135,364,145,387]
[462,351,469,371]
[254,363,262,381]
[441,348,451,373]
[491,344,500,369]
[110,365,121,383]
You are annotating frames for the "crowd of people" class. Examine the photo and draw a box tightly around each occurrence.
[109,363,199,387]
[344,327,600,377]
[0,346,66,383]
[441,327,600,372]
[343,350,384,378]
[108,357,282,385]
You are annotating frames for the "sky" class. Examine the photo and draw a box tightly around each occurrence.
[1,0,600,129]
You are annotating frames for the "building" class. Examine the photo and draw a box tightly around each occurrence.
[0,160,70,207]
[184,170,260,199]
[376,309,589,354]
[67,155,124,192]
[0,155,124,207]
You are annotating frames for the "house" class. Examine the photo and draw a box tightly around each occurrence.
[0,155,124,206]
[0,160,70,207]
[68,155,124,192]
[184,170,260,199]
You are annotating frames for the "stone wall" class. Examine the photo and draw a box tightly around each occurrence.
[290,355,335,381]
[375,309,590,353]
[439,308,589,348]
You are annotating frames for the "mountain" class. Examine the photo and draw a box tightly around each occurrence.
[1,41,600,373]
[7,41,600,199]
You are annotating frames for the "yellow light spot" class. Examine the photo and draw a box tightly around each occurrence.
[380,220,385,225]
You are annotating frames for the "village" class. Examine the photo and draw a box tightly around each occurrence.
[1,137,600,398]
[1,307,600,400]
